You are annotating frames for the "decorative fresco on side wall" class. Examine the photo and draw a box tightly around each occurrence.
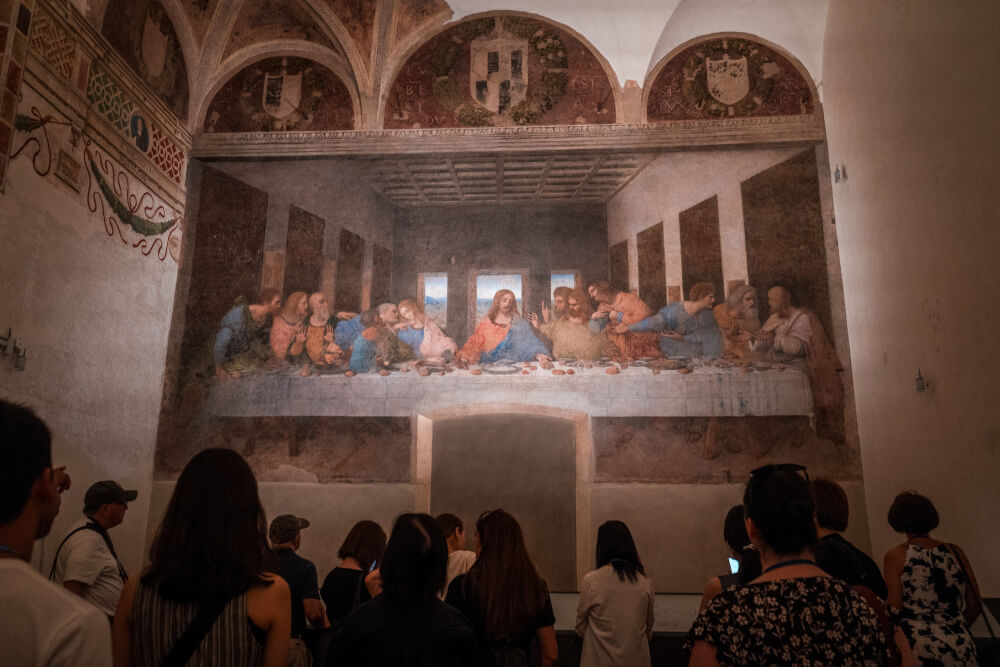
[100,0,189,120]
[179,0,219,46]
[394,0,449,44]
[384,14,616,128]
[204,57,354,133]
[646,35,814,122]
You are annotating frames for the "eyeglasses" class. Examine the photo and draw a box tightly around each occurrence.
[745,463,809,516]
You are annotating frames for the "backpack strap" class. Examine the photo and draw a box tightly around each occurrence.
[160,596,231,667]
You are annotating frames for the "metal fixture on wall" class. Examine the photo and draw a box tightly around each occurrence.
[0,328,26,371]
[915,369,928,393]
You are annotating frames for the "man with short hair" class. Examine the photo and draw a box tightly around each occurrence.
[51,480,136,620]
[0,399,112,665]
[617,282,723,360]
[214,287,282,380]
[812,478,888,598]
[537,289,605,360]
[753,286,811,358]
[305,292,344,365]
[270,514,327,667]
[435,513,476,596]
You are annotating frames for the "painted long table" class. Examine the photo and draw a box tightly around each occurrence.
[206,362,813,418]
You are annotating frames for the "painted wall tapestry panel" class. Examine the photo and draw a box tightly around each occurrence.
[156,416,412,483]
[384,14,615,128]
[637,222,666,311]
[224,0,337,59]
[608,240,629,293]
[100,0,189,120]
[178,165,268,379]
[742,148,831,332]
[371,244,392,306]
[283,205,326,295]
[335,227,364,313]
[679,196,724,301]
[431,414,576,591]
[593,416,860,484]
[646,35,814,122]
[322,0,376,64]
[204,57,354,133]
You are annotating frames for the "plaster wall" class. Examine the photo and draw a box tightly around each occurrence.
[607,146,804,295]
[823,0,1000,592]
[0,136,178,578]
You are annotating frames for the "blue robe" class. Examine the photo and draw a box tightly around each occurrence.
[396,327,425,357]
[480,317,548,363]
[334,315,364,349]
[629,302,723,359]
[349,336,378,373]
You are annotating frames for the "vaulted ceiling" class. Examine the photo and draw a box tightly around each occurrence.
[85,0,830,132]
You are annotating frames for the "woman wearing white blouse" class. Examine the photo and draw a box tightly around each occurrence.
[575,521,655,667]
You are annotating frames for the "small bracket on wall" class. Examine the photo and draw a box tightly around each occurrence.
[915,369,928,393]
[0,328,9,354]
[0,328,26,371]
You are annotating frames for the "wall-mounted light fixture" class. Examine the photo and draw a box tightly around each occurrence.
[915,369,928,393]
[0,328,10,355]
[0,328,26,370]
[13,340,26,371]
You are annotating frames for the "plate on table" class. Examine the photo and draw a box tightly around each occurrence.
[483,361,520,375]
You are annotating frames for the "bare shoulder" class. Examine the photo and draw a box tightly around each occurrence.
[884,543,908,566]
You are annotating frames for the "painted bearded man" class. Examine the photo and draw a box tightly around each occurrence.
[458,290,552,368]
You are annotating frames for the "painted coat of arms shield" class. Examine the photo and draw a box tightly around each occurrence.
[706,55,750,105]
[469,34,529,115]
[263,72,303,120]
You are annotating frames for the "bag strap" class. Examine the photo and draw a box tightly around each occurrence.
[160,596,231,667]
[48,523,96,580]
[944,543,997,640]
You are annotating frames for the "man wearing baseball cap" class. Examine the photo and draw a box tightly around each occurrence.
[270,514,328,666]
[50,480,136,620]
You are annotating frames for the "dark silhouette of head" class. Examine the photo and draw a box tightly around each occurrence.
[380,513,448,604]
[143,448,274,603]
[888,491,939,536]
[595,520,645,583]
[743,464,817,555]
[338,520,387,572]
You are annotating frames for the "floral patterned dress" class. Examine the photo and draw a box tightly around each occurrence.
[687,576,887,666]
[893,544,977,665]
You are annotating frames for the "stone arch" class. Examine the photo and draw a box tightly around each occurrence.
[642,32,820,123]
[379,11,623,129]
[414,403,593,586]
[100,0,194,121]
[196,46,360,133]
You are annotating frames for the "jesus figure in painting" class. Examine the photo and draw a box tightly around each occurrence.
[458,290,553,368]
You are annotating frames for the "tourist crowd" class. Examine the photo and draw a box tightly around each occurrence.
[0,398,990,666]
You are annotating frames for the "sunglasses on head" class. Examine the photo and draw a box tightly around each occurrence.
[478,508,503,522]
[745,463,809,515]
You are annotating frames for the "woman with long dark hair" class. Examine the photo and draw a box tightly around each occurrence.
[334,513,476,666]
[575,520,655,667]
[698,505,762,610]
[687,464,886,665]
[112,449,290,667]
[445,509,557,666]
[320,520,386,623]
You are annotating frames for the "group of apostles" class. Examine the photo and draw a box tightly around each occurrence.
[211,279,828,378]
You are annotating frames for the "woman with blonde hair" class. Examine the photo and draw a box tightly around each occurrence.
[395,298,458,360]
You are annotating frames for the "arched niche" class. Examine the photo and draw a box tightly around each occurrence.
[643,33,818,123]
[383,12,621,129]
[202,56,356,133]
[100,0,190,120]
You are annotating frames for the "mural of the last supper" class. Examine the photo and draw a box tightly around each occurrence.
[157,29,857,485]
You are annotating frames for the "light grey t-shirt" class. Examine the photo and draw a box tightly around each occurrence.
[52,519,124,617]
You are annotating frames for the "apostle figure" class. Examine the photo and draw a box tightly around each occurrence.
[458,290,552,368]
[753,286,845,444]
[713,284,761,360]
[395,299,457,361]
[305,292,344,366]
[213,288,281,380]
[270,292,309,363]
[618,282,723,360]
[588,282,662,361]
[537,289,604,360]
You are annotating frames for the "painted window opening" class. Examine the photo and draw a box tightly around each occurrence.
[420,273,448,330]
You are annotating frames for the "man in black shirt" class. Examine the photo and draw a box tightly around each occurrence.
[270,514,328,666]
[812,478,888,598]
